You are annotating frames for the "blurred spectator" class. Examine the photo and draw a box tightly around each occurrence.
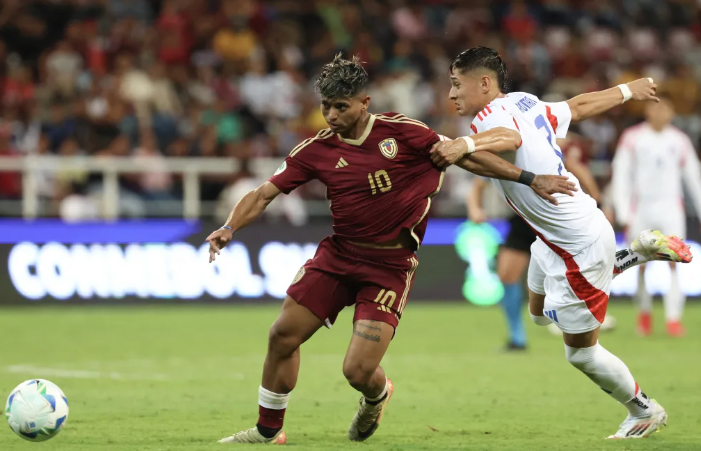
[578,116,618,161]
[59,181,100,222]
[3,65,35,108]
[43,41,82,98]
[43,103,76,151]
[133,129,174,200]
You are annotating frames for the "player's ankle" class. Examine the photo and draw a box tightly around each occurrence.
[365,391,388,406]
[364,379,389,405]
[256,424,281,439]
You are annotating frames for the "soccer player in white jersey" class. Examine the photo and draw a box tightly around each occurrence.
[612,96,701,337]
[430,47,693,439]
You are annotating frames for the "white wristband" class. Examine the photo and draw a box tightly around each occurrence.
[617,83,632,103]
[459,136,476,155]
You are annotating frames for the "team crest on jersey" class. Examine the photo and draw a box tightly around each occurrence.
[379,138,398,159]
[291,266,305,284]
[274,161,286,175]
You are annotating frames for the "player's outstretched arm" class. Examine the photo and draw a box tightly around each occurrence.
[430,127,521,167]
[567,78,658,122]
[206,181,281,262]
[455,151,577,206]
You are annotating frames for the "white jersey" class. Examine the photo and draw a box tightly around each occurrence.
[468,92,600,254]
[611,122,701,225]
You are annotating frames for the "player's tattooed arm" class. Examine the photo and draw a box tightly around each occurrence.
[567,78,658,122]
[206,181,281,263]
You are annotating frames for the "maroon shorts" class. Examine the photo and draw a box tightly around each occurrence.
[287,236,419,330]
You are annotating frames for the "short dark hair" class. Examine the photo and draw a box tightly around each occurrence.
[451,46,508,92]
[314,53,369,99]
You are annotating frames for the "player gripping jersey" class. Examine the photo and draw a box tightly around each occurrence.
[430,47,692,439]
[205,54,577,445]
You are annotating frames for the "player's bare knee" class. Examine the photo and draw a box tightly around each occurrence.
[267,323,301,358]
[499,269,520,285]
[342,360,376,390]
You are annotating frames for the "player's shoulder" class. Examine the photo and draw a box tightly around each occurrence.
[374,112,431,132]
[288,128,335,158]
[621,122,648,139]
[473,97,519,123]
[505,91,540,101]
[667,125,691,142]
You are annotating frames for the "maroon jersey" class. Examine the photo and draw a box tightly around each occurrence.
[269,113,443,248]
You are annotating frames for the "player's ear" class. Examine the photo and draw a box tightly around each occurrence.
[481,75,491,94]
[361,95,371,111]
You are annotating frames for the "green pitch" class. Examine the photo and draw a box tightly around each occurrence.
[1,302,699,451]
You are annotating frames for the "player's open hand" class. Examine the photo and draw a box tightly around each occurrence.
[206,227,233,263]
[627,78,659,103]
[430,139,468,167]
[530,175,578,206]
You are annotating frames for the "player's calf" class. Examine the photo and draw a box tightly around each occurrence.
[564,339,663,438]
[344,318,395,441]
[219,297,323,445]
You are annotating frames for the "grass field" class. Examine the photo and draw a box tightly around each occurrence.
[1,301,700,451]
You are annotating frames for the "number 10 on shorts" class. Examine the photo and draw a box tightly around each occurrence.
[373,289,397,313]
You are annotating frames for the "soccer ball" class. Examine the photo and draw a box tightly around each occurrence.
[5,379,69,442]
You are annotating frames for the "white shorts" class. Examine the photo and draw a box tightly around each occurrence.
[627,206,686,242]
[528,215,616,334]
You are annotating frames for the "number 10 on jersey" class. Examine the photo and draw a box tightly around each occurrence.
[368,170,392,195]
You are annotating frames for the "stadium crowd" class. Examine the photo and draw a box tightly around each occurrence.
[1,0,700,220]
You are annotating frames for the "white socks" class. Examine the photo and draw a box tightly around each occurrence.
[664,269,685,322]
[259,386,290,410]
[565,343,652,417]
[613,248,650,279]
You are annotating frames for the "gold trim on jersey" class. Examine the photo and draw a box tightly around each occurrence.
[408,170,445,250]
[289,128,334,158]
[375,113,430,130]
[336,114,376,146]
[398,257,419,316]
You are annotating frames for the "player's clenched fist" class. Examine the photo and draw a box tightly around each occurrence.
[627,78,659,103]
[206,227,233,263]
[430,139,468,167]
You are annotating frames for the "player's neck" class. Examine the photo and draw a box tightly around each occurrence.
[472,91,504,115]
[648,121,667,132]
[340,111,371,141]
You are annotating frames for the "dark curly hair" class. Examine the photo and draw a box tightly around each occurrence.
[451,46,509,93]
[314,53,369,99]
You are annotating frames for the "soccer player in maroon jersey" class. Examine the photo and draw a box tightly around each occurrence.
[206,55,576,444]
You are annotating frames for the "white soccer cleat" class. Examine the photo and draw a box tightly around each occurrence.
[606,400,667,439]
[631,229,692,263]
[218,427,287,444]
[348,378,394,441]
